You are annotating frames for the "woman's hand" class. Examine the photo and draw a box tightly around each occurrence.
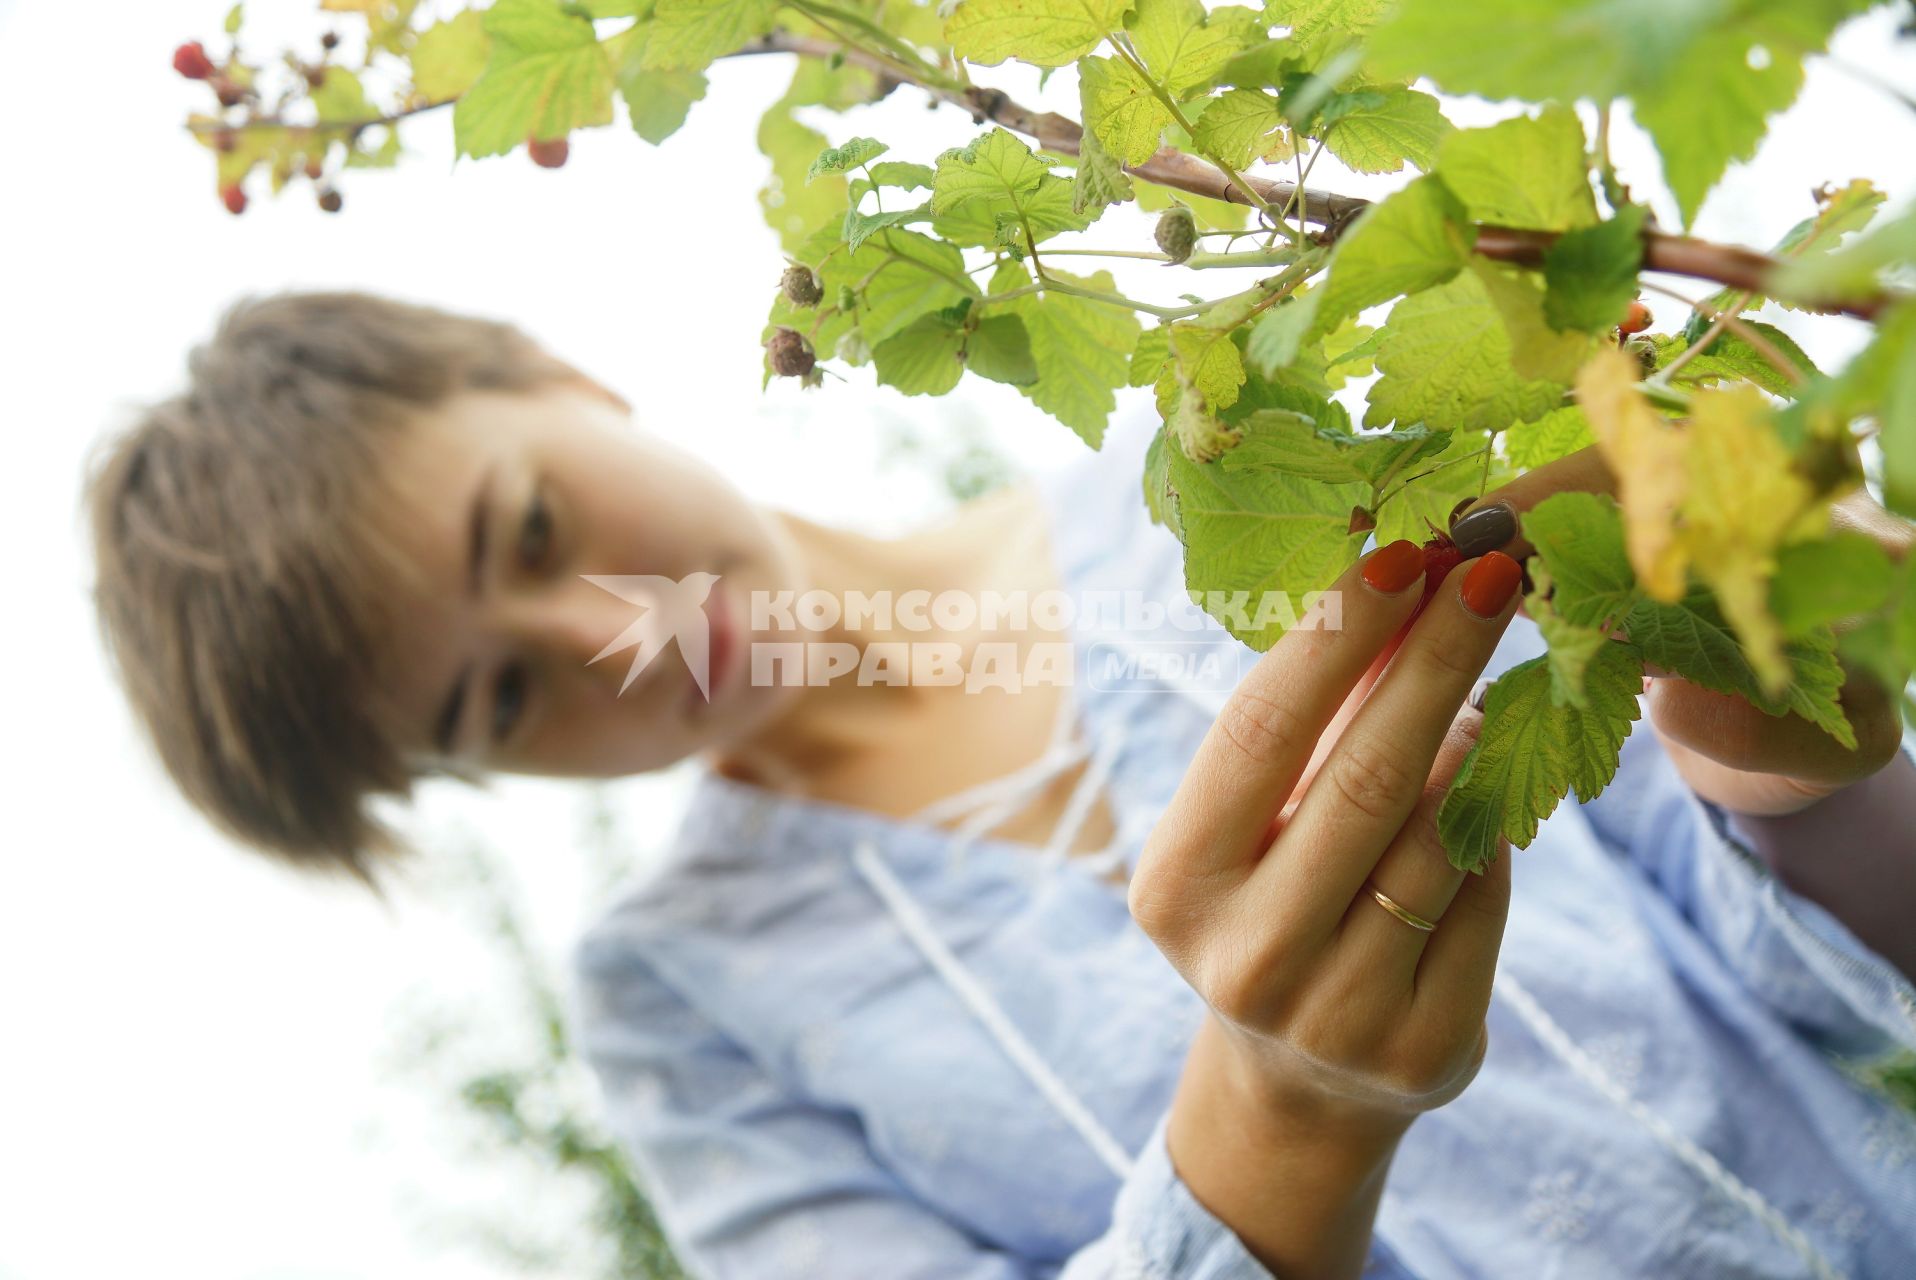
[1131,542,1525,1278]
[1449,447,1910,817]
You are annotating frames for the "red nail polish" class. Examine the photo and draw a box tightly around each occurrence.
[1362,539,1424,594]
[1460,551,1523,618]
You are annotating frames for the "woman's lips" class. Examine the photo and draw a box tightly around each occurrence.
[685,583,735,714]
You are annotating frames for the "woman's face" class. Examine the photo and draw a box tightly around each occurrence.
[368,377,807,779]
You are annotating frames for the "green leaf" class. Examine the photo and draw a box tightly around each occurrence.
[1171,323,1247,412]
[1081,53,1176,166]
[1167,449,1368,649]
[1321,87,1449,175]
[1503,406,1593,469]
[932,128,1096,248]
[1364,270,1568,434]
[1371,427,1503,547]
[1245,292,1320,377]
[1128,0,1264,98]
[1770,533,1897,636]
[816,228,978,349]
[1520,492,1638,629]
[1130,324,1172,387]
[1221,417,1451,487]
[1133,172,1252,230]
[1437,641,1643,872]
[1144,423,1180,532]
[807,137,888,181]
[455,0,615,159]
[1528,573,1611,709]
[311,67,372,123]
[1543,206,1646,333]
[606,24,707,145]
[872,313,966,396]
[412,12,491,102]
[1312,175,1475,334]
[991,262,1140,446]
[1434,104,1595,232]
[756,59,883,251]
[1699,179,1887,317]
[224,3,244,36]
[1835,301,1916,516]
[642,0,781,71]
[1650,323,1821,397]
[1072,126,1135,213]
[946,0,1133,68]
[1190,88,1285,169]
[844,206,929,252]
[866,161,935,192]
[1266,0,1386,40]
[1472,259,1599,384]
[967,314,1042,385]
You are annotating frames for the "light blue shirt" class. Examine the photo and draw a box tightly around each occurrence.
[568,415,1916,1279]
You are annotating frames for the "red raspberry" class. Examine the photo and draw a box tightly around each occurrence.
[527,135,570,169]
[220,182,248,216]
[173,41,215,81]
[1417,533,1464,613]
[1618,299,1653,336]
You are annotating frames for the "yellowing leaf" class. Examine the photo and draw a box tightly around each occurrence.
[1577,347,1687,600]
[1080,54,1174,166]
[946,0,1133,68]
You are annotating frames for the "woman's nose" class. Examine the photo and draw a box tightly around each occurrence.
[501,580,651,691]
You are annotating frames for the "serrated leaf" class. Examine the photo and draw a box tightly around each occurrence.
[809,137,888,181]
[866,161,935,192]
[1128,0,1264,98]
[1266,0,1386,39]
[1371,427,1504,547]
[1081,53,1176,166]
[1072,125,1135,213]
[1770,533,1897,636]
[311,66,372,123]
[1144,423,1181,532]
[1133,171,1252,230]
[1130,324,1172,386]
[1543,206,1646,333]
[412,11,490,101]
[1472,259,1599,384]
[844,205,928,252]
[1245,291,1319,377]
[1364,270,1569,434]
[1577,347,1688,599]
[1171,323,1247,412]
[642,0,781,70]
[756,59,882,251]
[872,314,966,395]
[991,262,1140,446]
[932,128,1096,247]
[1434,104,1595,232]
[1167,448,1368,649]
[946,0,1133,68]
[1697,179,1887,318]
[455,0,615,159]
[1650,323,1819,397]
[1529,577,1611,710]
[1313,174,1475,334]
[606,24,707,144]
[1503,406,1593,469]
[967,314,1042,385]
[1221,417,1450,488]
[1521,492,1638,630]
[1190,88,1284,169]
[1437,642,1642,872]
[817,227,978,350]
[1322,87,1449,175]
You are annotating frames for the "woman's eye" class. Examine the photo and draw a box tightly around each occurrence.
[492,662,528,742]
[518,491,553,568]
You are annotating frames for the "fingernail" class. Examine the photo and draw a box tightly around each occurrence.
[1450,502,1516,558]
[1448,495,1478,525]
[1460,551,1523,618]
[1362,539,1424,594]
[1468,677,1492,712]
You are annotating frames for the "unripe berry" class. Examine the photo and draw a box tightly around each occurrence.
[220,183,248,216]
[1618,299,1653,336]
[317,187,343,214]
[527,135,570,169]
[1624,335,1658,378]
[1412,534,1464,617]
[765,328,815,378]
[1154,205,1197,264]
[174,41,215,81]
[780,264,822,307]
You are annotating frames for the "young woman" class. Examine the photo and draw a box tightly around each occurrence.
[88,291,1916,1278]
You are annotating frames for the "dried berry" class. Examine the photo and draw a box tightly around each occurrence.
[1154,205,1197,264]
[213,127,239,154]
[173,41,215,81]
[1618,299,1653,336]
[320,31,341,51]
[303,64,327,90]
[781,264,823,307]
[220,183,248,216]
[527,135,570,169]
[765,328,816,378]
[317,187,343,214]
[304,156,324,181]
[214,77,246,108]
[1624,334,1658,378]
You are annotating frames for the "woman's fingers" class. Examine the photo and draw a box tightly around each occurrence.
[1409,835,1512,1033]
[1336,706,1486,976]
[1449,444,1617,561]
[1142,542,1426,884]
[1257,552,1525,930]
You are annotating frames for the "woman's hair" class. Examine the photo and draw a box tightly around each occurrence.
[83,289,599,892]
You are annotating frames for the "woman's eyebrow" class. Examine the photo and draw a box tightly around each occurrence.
[430,465,496,756]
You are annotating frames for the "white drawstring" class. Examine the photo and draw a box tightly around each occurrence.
[1030,728,1126,879]
[850,838,1137,1180]
[1496,971,1846,1280]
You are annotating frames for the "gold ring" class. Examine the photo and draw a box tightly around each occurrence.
[1365,881,1437,932]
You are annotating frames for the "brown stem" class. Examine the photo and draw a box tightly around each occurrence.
[186,28,1899,324]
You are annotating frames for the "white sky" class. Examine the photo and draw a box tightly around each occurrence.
[2,3,1912,1277]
